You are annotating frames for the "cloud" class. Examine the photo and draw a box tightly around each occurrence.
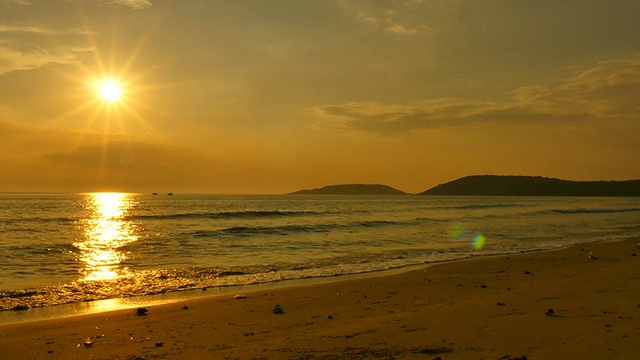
[0,44,92,75]
[0,121,216,191]
[316,54,640,134]
[351,3,430,36]
[101,0,152,10]
[0,25,55,34]
[385,24,429,35]
[517,56,640,117]
[0,22,92,75]
[44,140,193,170]
[1,0,31,4]
[317,101,499,134]
[2,0,152,9]
[0,24,88,36]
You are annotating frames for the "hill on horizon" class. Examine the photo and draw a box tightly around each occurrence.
[419,175,640,196]
[289,184,407,195]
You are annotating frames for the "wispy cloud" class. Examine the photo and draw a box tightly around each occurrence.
[0,22,91,75]
[385,24,429,34]
[351,3,430,36]
[2,0,152,9]
[101,0,152,10]
[0,24,89,36]
[0,25,53,34]
[316,54,640,134]
[0,44,92,75]
[1,0,31,4]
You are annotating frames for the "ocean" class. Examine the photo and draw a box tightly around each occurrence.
[1,193,639,313]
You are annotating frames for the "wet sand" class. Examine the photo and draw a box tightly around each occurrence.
[1,238,639,359]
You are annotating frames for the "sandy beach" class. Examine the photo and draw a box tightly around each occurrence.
[1,237,639,359]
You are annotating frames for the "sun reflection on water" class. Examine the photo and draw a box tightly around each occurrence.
[75,193,138,281]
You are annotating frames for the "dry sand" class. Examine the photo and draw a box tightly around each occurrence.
[1,238,639,359]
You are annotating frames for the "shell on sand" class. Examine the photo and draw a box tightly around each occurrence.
[83,337,93,347]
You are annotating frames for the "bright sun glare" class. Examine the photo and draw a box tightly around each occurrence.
[98,80,123,103]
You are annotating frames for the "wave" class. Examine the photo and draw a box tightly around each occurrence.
[0,216,77,225]
[188,219,408,238]
[531,207,640,215]
[431,203,523,211]
[191,224,334,237]
[127,210,323,221]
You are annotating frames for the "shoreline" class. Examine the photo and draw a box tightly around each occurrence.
[1,236,639,359]
[0,264,432,327]
[0,236,630,326]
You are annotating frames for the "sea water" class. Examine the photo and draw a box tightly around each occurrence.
[1,193,639,311]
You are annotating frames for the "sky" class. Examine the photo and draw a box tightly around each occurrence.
[1,0,639,194]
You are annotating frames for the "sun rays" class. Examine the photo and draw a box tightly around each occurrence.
[54,58,154,139]
[49,2,167,138]
[39,3,173,189]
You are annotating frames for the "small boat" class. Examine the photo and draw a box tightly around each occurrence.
[167,192,173,196]
[152,192,158,195]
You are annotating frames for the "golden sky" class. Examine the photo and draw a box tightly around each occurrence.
[1,0,639,194]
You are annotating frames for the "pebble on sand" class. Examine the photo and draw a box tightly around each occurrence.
[136,307,148,316]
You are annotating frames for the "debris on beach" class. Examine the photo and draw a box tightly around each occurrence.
[83,337,94,348]
[273,304,283,314]
[412,346,453,355]
[545,308,555,316]
[136,307,148,316]
[497,302,506,306]
[234,294,247,299]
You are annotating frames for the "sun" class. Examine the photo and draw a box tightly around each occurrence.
[97,79,124,103]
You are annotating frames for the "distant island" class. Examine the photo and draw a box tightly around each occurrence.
[289,176,640,196]
[289,184,407,195]
[419,175,640,196]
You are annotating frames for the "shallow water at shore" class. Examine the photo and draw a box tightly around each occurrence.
[1,193,639,310]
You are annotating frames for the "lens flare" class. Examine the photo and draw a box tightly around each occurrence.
[472,234,486,250]
[450,223,465,239]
